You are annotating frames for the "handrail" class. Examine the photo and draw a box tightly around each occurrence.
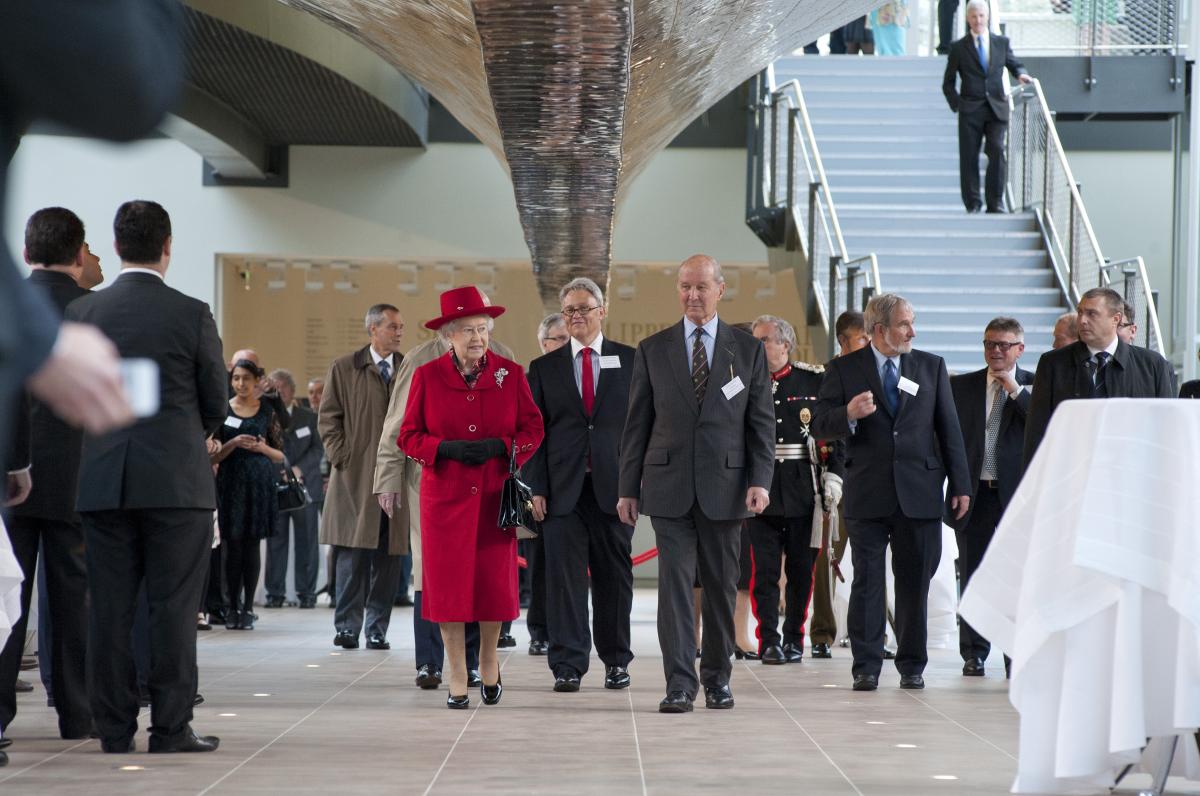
[1101,257,1166,353]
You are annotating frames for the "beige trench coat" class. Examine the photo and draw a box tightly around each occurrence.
[318,345,407,555]
[373,336,515,589]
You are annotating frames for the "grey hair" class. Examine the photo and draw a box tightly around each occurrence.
[558,277,604,307]
[678,254,725,285]
[307,377,324,388]
[537,313,566,343]
[268,368,296,392]
[752,314,797,353]
[438,316,495,340]
[965,0,990,15]
[364,303,399,331]
[1055,312,1078,337]
[863,293,913,333]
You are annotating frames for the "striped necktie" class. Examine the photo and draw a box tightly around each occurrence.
[691,328,709,404]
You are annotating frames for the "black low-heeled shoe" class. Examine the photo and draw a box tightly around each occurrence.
[480,676,503,706]
[734,648,760,661]
[446,693,470,710]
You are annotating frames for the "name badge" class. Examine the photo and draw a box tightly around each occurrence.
[897,376,920,396]
[722,377,745,400]
[224,415,243,429]
[599,355,621,369]
[295,426,311,439]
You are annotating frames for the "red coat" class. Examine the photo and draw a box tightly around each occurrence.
[397,351,543,622]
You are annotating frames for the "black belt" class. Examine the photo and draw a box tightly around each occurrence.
[980,479,999,490]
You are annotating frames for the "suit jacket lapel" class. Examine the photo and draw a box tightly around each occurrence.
[667,322,700,415]
[856,347,892,419]
[552,345,585,418]
[1071,343,1094,398]
[590,339,616,417]
[967,369,988,440]
[1108,340,1131,397]
[896,353,917,419]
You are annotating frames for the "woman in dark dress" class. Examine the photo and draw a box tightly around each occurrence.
[211,360,284,629]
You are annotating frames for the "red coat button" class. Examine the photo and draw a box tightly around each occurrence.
[470,486,478,494]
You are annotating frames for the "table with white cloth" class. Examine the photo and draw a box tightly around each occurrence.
[960,399,1200,795]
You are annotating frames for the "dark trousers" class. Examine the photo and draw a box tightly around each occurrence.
[334,514,401,639]
[937,0,961,52]
[809,522,849,646]
[747,513,818,650]
[542,479,634,677]
[520,537,547,642]
[265,503,319,600]
[223,535,261,617]
[958,104,1008,212]
[396,552,411,601]
[845,511,941,678]
[0,516,91,737]
[83,508,210,743]
[205,545,226,618]
[413,591,480,671]
[957,485,1002,660]
[652,504,741,697]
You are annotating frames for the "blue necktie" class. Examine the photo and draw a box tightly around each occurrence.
[378,360,391,385]
[882,359,899,415]
[977,36,989,72]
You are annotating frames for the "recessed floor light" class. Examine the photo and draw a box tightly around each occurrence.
[896,744,917,749]
[932,775,959,781]
[253,693,271,697]
[306,664,320,668]
[330,652,341,656]
[866,721,886,725]
[219,713,237,717]
[119,766,145,771]
[822,684,839,688]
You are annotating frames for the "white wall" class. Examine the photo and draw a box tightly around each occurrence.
[5,136,768,314]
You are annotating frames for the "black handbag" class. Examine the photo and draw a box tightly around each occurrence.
[497,443,540,540]
[276,457,312,514]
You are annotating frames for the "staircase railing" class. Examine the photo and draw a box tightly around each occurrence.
[1005,78,1166,355]
[745,67,882,359]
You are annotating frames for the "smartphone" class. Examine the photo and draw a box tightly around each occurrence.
[120,358,160,418]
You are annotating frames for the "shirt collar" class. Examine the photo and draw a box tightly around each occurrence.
[682,315,719,342]
[369,347,394,368]
[869,343,901,371]
[1086,336,1119,359]
[570,331,604,359]
[119,267,164,281]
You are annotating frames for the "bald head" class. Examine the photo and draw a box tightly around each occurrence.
[677,254,726,325]
[230,348,260,369]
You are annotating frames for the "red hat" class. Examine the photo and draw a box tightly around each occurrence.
[424,285,506,330]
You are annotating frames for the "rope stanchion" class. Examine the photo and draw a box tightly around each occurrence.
[517,547,658,569]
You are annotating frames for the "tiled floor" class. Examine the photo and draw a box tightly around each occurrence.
[1,589,1195,795]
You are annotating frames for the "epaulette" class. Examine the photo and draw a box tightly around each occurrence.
[792,360,824,373]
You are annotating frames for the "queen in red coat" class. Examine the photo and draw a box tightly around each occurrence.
[397,286,543,709]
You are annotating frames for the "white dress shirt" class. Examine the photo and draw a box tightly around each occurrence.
[682,315,719,371]
[119,267,165,281]
[569,332,603,397]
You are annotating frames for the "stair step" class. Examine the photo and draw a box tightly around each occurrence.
[871,253,1052,270]
[827,171,960,189]
[899,287,1063,307]
[881,268,1056,288]
[915,307,1071,327]
[835,210,1038,231]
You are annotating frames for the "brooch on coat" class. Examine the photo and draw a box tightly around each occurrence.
[494,367,509,388]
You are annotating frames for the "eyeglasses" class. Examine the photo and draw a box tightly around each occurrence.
[982,340,1022,352]
[1118,322,1135,329]
[562,306,601,318]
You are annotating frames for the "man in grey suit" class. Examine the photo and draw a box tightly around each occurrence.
[618,255,775,713]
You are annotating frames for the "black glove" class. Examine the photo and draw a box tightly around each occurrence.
[459,438,507,466]
[437,440,470,462]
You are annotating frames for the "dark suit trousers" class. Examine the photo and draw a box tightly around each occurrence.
[958,103,1007,211]
[937,0,960,51]
[957,485,1002,660]
[846,511,942,678]
[747,514,818,650]
[83,508,211,743]
[520,536,547,642]
[412,591,481,672]
[0,517,91,737]
[543,477,634,677]
[265,503,320,600]
[333,513,401,639]
[652,504,741,697]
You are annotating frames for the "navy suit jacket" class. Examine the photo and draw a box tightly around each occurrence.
[524,337,635,517]
[943,33,1027,121]
[812,346,970,521]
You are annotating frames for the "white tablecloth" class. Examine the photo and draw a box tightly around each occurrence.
[960,399,1200,794]
[0,515,23,654]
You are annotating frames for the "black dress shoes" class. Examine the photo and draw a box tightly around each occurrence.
[604,665,631,690]
[733,648,759,661]
[101,737,135,753]
[239,611,255,630]
[333,631,359,649]
[658,691,693,713]
[0,737,12,749]
[194,693,205,707]
[264,595,285,609]
[366,634,390,650]
[468,669,482,688]
[811,642,832,659]
[446,693,470,710]
[298,595,317,609]
[704,684,735,710]
[852,674,879,691]
[962,658,986,677]
[0,751,6,767]
[225,613,242,630]
[148,727,219,753]
[760,644,787,665]
[497,634,517,649]
[553,670,581,692]
[782,643,804,663]
[393,594,414,607]
[415,664,442,690]
[899,674,925,689]
[528,639,549,656]
[480,676,503,706]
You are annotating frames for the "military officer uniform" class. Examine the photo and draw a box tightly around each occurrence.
[746,361,844,663]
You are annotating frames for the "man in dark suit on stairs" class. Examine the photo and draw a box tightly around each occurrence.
[945,317,1034,678]
[942,0,1032,213]
[526,277,637,693]
[813,293,971,692]
[619,255,776,714]
[66,201,228,754]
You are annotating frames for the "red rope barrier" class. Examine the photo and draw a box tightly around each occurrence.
[518,547,659,569]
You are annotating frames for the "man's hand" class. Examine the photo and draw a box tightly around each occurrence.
[951,494,971,521]
[616,497,639,526]
[1019,74,1034,85]
[531,495,547,523]
[26,323,134,435]
[846,390,877,421]
[4,470,32,507]
[377,492,400,518]
[746,486,770,514]
[291,465,304,481]
[989,370,1019,396]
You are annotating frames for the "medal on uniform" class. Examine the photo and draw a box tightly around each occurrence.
[800,407,812,425]
[771,379,779,395]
